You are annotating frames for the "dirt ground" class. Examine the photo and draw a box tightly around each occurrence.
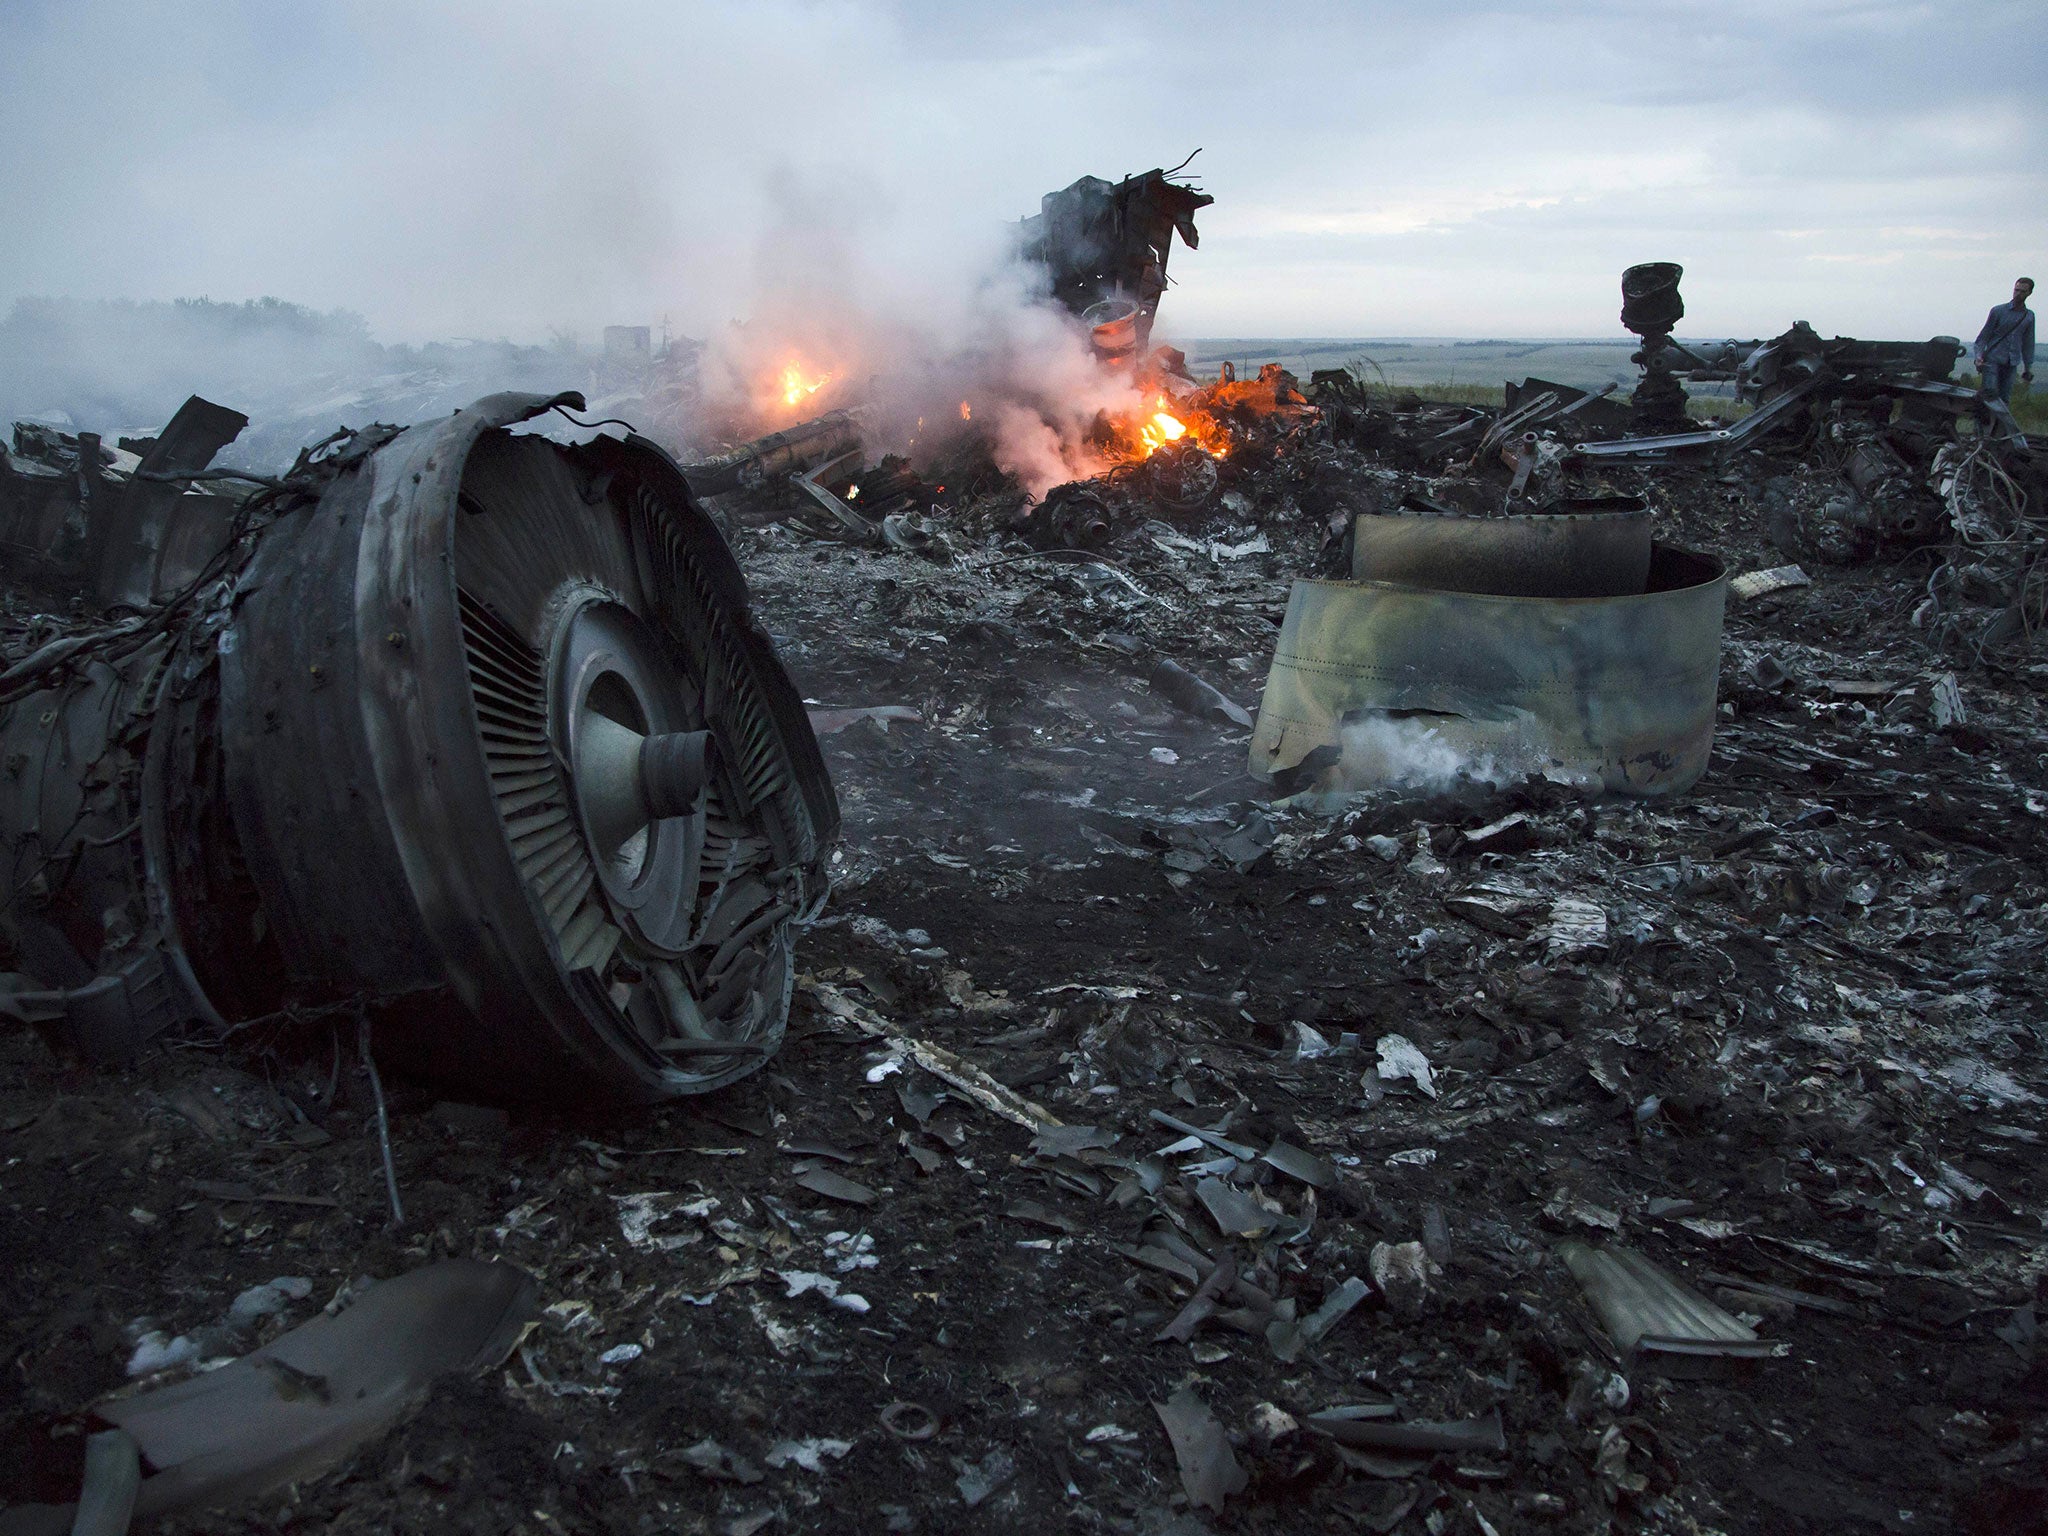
[3,446,2046,1535]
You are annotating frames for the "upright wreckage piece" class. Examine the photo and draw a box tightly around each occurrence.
[0,393,837,1102]
[1020,165,1213,365]
[1619,262,1690,432]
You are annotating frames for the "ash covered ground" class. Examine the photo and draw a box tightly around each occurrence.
[5,380,2047,1536]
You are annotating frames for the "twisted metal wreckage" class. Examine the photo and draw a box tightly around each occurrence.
[2,169,2041,1101]
[750,217,2037,805]
[1255,264,2035,793]
[0,393,837,1098]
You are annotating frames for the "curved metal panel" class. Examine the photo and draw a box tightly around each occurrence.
[1252,545,1727,799]
[222,458,445,996]
[1351,503,1653,598]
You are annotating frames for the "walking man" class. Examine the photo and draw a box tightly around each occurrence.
[1973,278,2035,402]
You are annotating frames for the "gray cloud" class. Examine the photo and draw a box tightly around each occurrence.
[0,0,2041,347]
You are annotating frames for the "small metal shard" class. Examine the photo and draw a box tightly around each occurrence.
[1195,1176,1277,1239]
[1307,1407,1507,1455]
[793,1169,880,1206]
[1729,564,1812,601]
[1154,1387,1248,1511]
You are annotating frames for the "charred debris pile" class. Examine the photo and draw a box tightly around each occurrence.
[2,170,2047,1536]
[693,247,2042,672]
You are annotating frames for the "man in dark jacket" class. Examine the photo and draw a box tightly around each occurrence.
[1973,278,2035,402]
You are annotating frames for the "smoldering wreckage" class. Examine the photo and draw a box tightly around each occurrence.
[1,169,2045,1536]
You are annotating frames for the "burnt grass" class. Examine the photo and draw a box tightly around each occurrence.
[4,461,2048,1535]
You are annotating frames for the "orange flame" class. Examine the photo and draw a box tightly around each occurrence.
[959,400,972,421]
[1137,410,1188,455]
[1128,392,1230,459]
[779,362,830,408]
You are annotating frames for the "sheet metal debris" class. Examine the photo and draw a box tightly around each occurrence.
[764,1438,854,1473]
[1261,1139,1334,1188]
[1729,563,1813,601]
[1560,1240,1787,1371]
[807,703,923,736]
[1306,1406,1508,1455]
[954,1448,1017,1508]
[792,1169,880,1207]
[1,1260,536,1533]
[679,1438,764,1484]
[1542,896,1610,958]
[1153,1387,1247,1511]
[1298,1275,1370,1344]
[1195,1175,1278,1239]
[1156,1252,1240,1343]
[1145,655,1254,728]
[1375,1034,1438,1098]
[64,1430,139,1536]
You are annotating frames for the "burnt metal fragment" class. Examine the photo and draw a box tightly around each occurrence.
[90,395,250,607]
[1019,165,1213,362]
[2,397,259,605]
[1147,656,1253,729]
[1559,1240,1785,1373]
[1154,1387,1247,1512]
[1583,305,2004,472]
[678,407,867,498]
[0,1260,538,1533]
[1306,1406,1507,1455]
[1029,481,1118,550]
[1146,438,1220,511]
[1620,262,1690,431]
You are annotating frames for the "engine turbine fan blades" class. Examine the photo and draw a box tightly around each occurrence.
[0,392,837,1104]
[223,394,839,1100]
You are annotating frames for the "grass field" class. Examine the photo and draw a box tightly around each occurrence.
[1180,336,2046,433]
[1184,337,1641,395]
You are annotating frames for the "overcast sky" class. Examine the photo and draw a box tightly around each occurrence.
[2,0,2042,343]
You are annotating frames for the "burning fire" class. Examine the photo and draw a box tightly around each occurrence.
[779,362,831,409]
[1137,409,1187,455]
[1130,395,1226,459]
[959,401,972,421]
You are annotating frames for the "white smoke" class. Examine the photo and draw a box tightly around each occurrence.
[1337,713,1601,795]
[1339,715,1512,793]
[1,3,1184,489]
[696,166,1158,496]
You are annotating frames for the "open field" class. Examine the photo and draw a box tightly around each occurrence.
[1187,337,1660,396]
[1181,337,2047,432]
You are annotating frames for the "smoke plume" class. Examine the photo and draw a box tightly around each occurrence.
[694,166,1161,496]
[0,2,1183,489]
